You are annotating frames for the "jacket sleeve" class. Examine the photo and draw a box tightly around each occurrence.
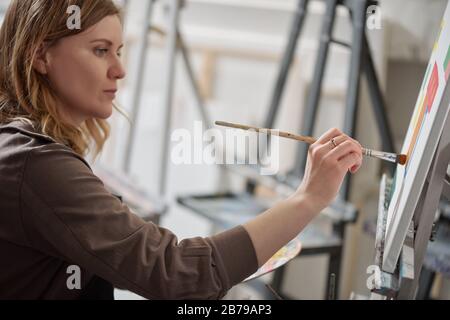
[20,144,258,299]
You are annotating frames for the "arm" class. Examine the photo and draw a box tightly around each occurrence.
[21,144,257,299]
[243,128,363,266]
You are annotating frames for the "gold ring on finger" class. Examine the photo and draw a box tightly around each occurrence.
[330,138,338,149]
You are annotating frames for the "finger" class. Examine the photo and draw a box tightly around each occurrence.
[324,134,348,152]
[339,152,362,173]
[309,141,336,162]
[315,127,342,145]
[350,159,362,173]
[351,137,362,148]
[332,134,350,147]
[311,135,358,163]
[332,134,362,150]
[330,133,362,148]
[349,153,363,173]
[325,140,362,162]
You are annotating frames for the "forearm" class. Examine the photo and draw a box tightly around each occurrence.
[242,195,320,267]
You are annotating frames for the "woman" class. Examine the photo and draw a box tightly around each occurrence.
[0,0,362,300]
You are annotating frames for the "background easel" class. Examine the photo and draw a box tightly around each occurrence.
[121,0,230,197]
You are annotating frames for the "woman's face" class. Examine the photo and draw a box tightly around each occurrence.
[41,15,125,126]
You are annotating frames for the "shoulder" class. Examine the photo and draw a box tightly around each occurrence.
[0,119,90,170]
[0,120,94,194]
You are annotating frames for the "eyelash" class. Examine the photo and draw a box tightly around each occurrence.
[94,48,122,58]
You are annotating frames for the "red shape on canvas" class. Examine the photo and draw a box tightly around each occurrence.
[426,63,439,112]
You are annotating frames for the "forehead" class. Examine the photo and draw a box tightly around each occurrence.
[75,15,123,45]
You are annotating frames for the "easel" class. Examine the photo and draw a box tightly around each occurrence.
[371,83,450,300]
[415,198,450,299]
[399,111,450,299]
[121,0,225,197]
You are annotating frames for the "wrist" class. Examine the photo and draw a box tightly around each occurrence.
[287,192,323,218]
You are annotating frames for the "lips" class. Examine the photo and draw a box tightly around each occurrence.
[104,89,117,99]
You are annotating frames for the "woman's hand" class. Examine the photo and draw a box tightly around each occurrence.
[244,128,362,267]
[294,128,363,212]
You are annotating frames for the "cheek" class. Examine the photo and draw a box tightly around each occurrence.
[47,55,111,118]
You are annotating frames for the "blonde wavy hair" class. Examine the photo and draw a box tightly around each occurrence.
[0,0,122,156]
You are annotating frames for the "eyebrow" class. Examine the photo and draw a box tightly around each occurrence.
[90,39,124,49]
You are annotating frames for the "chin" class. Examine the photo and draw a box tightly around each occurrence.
[95,104,114,119]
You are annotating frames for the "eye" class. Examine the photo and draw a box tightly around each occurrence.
[94,48,109,57]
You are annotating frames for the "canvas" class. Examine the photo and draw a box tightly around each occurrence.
[383,3,450,273]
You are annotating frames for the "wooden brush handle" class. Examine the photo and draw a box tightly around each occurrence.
[215,121,316,144]
[215,120,404,165]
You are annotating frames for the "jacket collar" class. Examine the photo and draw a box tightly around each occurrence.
[0,120,57,143]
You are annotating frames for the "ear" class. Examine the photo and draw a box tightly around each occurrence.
[33,43,50,75]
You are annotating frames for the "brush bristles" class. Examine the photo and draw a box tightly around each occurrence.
[397,154,407,165]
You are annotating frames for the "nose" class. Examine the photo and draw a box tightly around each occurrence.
[108,58,126,80]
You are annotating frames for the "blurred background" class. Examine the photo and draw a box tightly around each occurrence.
[1,0,449,300]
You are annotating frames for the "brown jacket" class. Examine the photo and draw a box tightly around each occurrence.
[0,120,258,300]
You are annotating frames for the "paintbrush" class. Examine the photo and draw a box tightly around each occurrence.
[215,121,407,166]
